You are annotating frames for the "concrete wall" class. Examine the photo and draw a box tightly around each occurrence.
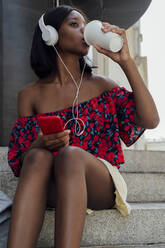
[0,0,51,146]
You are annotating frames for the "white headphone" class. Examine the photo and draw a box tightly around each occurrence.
[38,14,59,46]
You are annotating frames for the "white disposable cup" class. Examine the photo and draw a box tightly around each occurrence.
[84,20,123,52]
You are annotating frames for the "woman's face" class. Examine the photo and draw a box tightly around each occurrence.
[57,10,89,56]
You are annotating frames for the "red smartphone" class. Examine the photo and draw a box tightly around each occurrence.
[37,116,64,135]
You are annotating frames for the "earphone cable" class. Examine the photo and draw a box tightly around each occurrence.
[53,45,86,136]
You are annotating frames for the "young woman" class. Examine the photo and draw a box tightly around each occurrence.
[7,4,159,248]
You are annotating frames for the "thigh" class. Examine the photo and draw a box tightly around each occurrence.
[83,152,116,210]
[46,146,116,210]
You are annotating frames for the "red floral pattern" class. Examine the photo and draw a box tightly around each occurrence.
[8,87,145,177]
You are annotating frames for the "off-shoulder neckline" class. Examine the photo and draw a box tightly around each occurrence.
[16,86,121,121]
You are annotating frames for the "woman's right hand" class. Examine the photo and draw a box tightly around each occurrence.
[31,128,71,152]
[21,129,71,163]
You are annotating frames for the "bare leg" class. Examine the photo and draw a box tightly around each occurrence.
[50,146,116,248]
[7,148,54,248]
[54,151,87,248]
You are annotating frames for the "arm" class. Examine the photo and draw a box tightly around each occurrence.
[17,86,35,118]
[119,58,159,128]
[94,22,160,129]
[17,86,36,161]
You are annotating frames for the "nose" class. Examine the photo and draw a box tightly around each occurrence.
[80,23,85,33]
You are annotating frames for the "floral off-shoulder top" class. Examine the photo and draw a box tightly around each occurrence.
[8,86,145,177]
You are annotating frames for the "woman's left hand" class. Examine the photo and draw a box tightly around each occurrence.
[94,22,131,65]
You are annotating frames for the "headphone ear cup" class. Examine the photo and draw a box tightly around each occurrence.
[43,25,59,46]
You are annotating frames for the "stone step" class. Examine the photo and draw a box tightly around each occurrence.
[1,148,165,202]
[37,244,165,248]
[1,148,165,248]
[1,148,165,173]
[1,170,165,203]
[122,172,165,202]
[36,203,165,247]
[82,245,165,248]
[121,150,165,173]
[38,245,165,248]
[0,147,165,173]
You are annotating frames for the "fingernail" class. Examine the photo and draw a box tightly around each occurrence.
[66,130,71,133]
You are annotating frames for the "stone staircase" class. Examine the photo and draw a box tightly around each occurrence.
[0,147,165,248]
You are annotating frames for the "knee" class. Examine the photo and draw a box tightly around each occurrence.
[24,147,53,164]
[22,148,54,173]
[56,145,84,162]
[54,146,86,175]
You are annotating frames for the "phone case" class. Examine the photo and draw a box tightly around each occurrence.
[37,116,64,135]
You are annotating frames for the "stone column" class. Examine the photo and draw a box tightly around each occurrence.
[0,0,52,146]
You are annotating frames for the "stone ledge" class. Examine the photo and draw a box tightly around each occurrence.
[37,203,165,247]
[37,244,165,248]
[122,150,165,173]
[1,148,165,173]
[1,171,165,203]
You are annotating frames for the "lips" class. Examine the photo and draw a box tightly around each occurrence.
[82,38,89,46]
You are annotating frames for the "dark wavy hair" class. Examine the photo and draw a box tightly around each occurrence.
[30,5,95,79]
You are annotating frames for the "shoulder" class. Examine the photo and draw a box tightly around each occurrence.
[17,82,38,118]
[90,73,119,92]
[18,82,39,99]
[18,81,38,92]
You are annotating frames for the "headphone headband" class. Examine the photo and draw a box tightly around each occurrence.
[38,14,46,33]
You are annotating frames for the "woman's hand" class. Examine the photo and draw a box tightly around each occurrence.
[94,22,131,65]
[20,129,71,162]
[30,128,71,152]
